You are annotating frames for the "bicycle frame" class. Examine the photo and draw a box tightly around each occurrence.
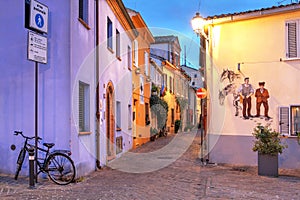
[13,131,76,185]
[14,132,52,175]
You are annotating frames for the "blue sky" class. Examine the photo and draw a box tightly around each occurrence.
[123,0,296,68]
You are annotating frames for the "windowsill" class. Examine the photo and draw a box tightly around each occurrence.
[107,47,114,54]
[79,131,92,135]
[78,18,91,30]
[116,56,122,61]
[280,135,299,138]
[281,57,300,62]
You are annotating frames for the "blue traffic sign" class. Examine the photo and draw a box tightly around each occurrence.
[35,14,44,28]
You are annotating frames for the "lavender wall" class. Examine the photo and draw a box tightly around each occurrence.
[0,0,71,174]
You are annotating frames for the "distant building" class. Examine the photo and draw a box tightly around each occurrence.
[150,35,181,67]
[181,65,203,127]
[181,65,203,89]
[127,8,155,148]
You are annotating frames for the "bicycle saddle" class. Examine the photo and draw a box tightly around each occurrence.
[43,143,55,148]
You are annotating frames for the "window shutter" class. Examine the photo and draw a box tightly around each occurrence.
[79,83,85,132]
[134,40,138,66]
[279,106,289,136]
[286,21,298,58]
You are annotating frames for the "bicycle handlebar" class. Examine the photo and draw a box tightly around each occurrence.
[14,131,42,141]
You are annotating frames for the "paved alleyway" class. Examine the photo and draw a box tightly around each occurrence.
[1,131,300,200]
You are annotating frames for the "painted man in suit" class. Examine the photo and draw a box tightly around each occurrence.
[255,82,270,119]
[238,77,254,119]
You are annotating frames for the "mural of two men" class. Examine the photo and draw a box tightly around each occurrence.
[237,77,271,120]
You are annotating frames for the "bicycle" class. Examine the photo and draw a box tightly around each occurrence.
[12,131,76,185]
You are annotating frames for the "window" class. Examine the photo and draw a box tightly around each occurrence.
[171,108,175,126]
[279,105,300,136]
[79,81,90,132]
[140,75,144,104]
[164,74,168,90]
[116,29,120,59]
[107,17,113,50]
[286,20,299,58]
[145,103,150,125]
[194,74,197,78]
[134,40,138,66]
[169,76,172,93]
[79,0,88,24]
[116,136,123,154]
[128,105,132,130]
[291,106,300,136]
[128,45,132,70]
[116,101,121,131]
[144,51,149,76]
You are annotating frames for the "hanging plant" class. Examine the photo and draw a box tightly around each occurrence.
[150,96,168,129]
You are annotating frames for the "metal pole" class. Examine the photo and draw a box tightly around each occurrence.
[35,61,38,183]
[28,147,35,188]
[200,98,204,163]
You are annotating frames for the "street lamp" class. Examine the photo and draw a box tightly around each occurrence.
[191,12,208,164]
[191,12,208,40]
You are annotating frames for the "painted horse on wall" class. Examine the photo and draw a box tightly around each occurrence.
[219,69,241,116]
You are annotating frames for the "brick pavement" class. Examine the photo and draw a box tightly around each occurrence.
[1,130,300,200]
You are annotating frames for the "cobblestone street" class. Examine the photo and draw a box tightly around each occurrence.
[1,131,300,200]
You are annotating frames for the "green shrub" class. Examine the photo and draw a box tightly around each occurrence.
[252,123,287,156]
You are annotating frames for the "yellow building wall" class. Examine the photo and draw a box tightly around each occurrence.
[131,20,154,148]
[207,11,300,138]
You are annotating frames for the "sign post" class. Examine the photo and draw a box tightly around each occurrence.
[26,0,48,183]
[196,88,207,164]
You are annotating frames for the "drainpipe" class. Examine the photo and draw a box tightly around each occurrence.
[95,0,101,170]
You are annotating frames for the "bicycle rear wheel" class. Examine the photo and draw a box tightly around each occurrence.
[15,148,26,180]
[45,152,76,185]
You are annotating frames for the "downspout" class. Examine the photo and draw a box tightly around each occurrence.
[95,0,101,170]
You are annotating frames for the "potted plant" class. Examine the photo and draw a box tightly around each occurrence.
[252,123,287,177]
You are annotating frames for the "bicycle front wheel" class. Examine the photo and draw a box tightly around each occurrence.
[45,152,76,185]
[15,148,26,180]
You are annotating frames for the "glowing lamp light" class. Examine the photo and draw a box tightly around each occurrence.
[191,12,205,35]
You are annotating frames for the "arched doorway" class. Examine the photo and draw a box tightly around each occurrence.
[106,82,115,160]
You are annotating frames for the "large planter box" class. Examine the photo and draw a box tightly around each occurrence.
[258,153,278,177]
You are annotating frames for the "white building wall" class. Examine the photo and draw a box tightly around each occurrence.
[98,0,133,165]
